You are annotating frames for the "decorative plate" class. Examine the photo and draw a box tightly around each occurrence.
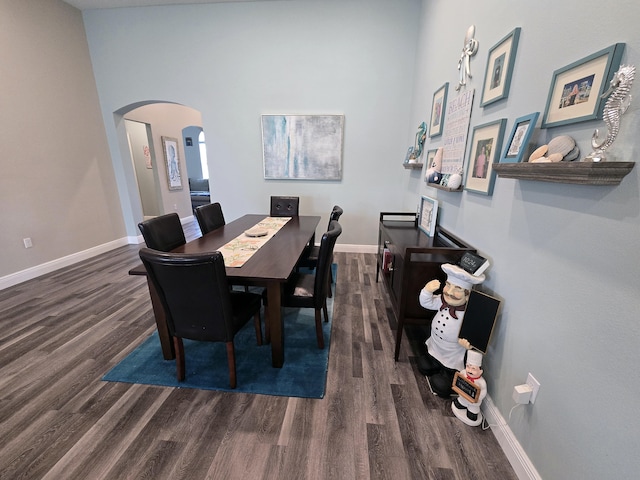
[245,228,268,237]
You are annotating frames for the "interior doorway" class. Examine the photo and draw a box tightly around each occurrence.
[125,119,162,219]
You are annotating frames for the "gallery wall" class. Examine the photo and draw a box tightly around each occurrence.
[406,1,640,479]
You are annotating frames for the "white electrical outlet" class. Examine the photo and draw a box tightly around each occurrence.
[526,373,541,404]
[23,237,33,248]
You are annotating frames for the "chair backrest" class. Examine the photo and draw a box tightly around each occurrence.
[270,196,299,217]
[314,220,342,304]
[194,202,226,234]
[139,248,235,342]
[138,213,186,252]
[328,205,344,228]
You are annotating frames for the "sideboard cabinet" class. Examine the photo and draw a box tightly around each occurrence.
[376,212,476,360]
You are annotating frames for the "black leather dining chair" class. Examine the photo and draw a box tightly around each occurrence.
[139,248,263,388]
[270,196,299,217]
[265,220,342,349]
[194,202,226,234]
[298,205,343,297]
[138,213,186,251]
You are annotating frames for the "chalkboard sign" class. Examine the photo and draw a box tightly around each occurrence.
[452,371,481,403]
[458,290,501,353]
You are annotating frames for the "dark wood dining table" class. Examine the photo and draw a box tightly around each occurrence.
[129,214,321,368]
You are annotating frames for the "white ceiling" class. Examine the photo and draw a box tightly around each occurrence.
[62,0,273,10]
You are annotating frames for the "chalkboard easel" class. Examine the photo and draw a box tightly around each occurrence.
[452,371,481,403]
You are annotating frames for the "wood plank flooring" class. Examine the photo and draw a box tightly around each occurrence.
[0,220,518,479]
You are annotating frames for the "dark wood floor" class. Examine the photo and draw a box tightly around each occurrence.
[0,220,518,480]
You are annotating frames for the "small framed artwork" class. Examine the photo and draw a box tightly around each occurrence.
[424,148,438,182]
[161,136,182,190]
[480,27,521,107]
[418,195,438,237]
[429,83,448,138]
[500,112,539,163]
[464,119,507,196]
[541,43,625,128]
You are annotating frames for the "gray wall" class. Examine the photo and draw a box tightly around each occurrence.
[405,1,640,479]
[0,0,125,278]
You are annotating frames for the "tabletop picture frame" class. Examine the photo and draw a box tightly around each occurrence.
[480,27,521,107]
[500,112,539,163]
[161,136,183,190]
[418,195,438,237]
[429,83,448,138]
[464,119,507,196]
[541,43,625,128]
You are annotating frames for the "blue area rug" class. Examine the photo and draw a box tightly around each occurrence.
[103,267,335,399]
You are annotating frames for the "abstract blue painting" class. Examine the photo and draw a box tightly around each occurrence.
[262,114,344,180]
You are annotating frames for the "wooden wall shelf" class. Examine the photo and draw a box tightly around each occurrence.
[403,162,423,170]
[428,182,463,192]
[493,162,635,185]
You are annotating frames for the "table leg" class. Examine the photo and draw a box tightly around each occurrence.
[146,277,175,360]
[266,281,284,367]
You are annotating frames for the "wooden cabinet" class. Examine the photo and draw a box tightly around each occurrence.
[376,212,476,360]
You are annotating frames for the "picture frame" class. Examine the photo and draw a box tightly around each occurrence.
[464,119,507,196]
[161,136,182,190]
[500,112,539,163]
[262,114,344,180]
[424,148,438,182]
[428,83,448,138]
[541,43,625,128]
[480,27,521,107]
[418,195,438,237]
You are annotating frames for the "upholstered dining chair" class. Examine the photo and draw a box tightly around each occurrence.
[298,205,343,297]
[194,202,226,234]
[265,220,342,349]
[270,196,299,217]
[139,248,263,388]
[138,213,186,252]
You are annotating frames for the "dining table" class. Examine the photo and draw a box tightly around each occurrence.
[129,214,321,368]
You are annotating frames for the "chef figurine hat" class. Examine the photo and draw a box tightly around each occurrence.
[466,349,483,368]
[441,263,485,290]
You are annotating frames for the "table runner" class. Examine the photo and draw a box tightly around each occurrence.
[219,216,291,267]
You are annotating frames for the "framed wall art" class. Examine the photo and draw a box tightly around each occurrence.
[418,195,438,237]
[480,27,521,107]
[464,119,507,195]
[500,112,539,163]
[541,43,625,128]
[161,136,182,190]
[262,114,344,180]
[428,83,448,138]
[424,148,439,182]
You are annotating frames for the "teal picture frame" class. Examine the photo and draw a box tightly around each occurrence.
[480,27,521,107]
[500,112,539,163]
[428,83,448,138]
[541,43,625,128]
[464,118,507,196]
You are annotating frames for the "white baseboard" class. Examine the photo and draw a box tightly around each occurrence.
[0,238,130,290]
[0,237,377,291]
[334,244,377,254]
[482,396,542,480]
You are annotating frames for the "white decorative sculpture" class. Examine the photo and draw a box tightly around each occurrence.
[456,25,479,91]
[585,64,635,162]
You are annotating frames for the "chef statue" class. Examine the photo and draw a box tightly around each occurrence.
[451,350,487,427]
[417,263,485,397]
